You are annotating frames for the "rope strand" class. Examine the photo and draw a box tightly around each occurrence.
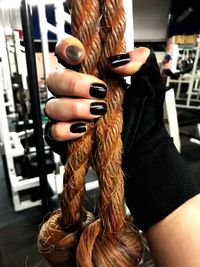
[37,1,101,265]
[38,1,144,266]
[76,1,144,266]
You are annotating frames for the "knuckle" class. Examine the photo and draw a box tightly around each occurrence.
[72,77,82,94]
[44,102,50,117]
[51,124,63,141]
[70,102,79,118]
[45,100,55,118]
[46,71,54,90]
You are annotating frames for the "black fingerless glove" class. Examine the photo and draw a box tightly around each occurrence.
[122,49,165,158]
[122,50,200,231]
[45,50,200,232]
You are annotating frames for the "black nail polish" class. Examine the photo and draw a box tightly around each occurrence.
[108,53,131,68]
[55,53,80,71]
[90,83,107,99]
[70,122,87,133]
[90,102,107,115]
[65,46,84,63]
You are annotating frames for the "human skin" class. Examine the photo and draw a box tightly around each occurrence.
[45,36,200,267]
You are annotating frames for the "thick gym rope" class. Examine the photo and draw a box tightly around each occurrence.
[37,0,144,266]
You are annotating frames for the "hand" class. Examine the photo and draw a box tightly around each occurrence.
[44,36,150,142]
[44,36,173,233]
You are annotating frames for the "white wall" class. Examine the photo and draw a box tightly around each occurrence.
[0,7,22,30]
[133,0,172,42]
[0,1,172,42]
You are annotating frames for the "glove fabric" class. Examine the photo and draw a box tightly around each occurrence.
[122,51,199,231]
[45,50,200,231]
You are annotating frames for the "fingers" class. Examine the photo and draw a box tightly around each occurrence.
[108,47,151,76]
[46,35,108,142]
[45,98,107,121]
[45,96,107,141]
[49,35,108,98]
[46,35,151,143]
[47,69,107,99]
[50,122,87,141]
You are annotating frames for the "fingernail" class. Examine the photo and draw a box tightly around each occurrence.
[90,102,107,115]
[70,122,87,133]
[90,83,107,99]
[65,46,84,63]
[108,53,131,68]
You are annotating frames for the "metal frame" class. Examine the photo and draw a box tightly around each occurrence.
[0,1,182,212]
[0,26,42,211]
[166,37,200,110]
[37,1,69,90]
[0,28,15,113]
[0,2,100,211]
[164,89,181,152]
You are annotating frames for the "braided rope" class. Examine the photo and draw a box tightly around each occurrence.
[95,0,127,232]
[61,0,102,226]
[37,1,101,265]
[38,0,144,266]
[75,0,144,266]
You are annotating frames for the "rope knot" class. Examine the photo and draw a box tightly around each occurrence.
[38,1,144,266]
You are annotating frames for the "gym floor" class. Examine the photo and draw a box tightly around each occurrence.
[0,120,200,267]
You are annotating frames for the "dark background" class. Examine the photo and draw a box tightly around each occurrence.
[168,0,200,37]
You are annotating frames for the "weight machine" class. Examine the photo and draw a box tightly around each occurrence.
[166,37,200,147]
[0,1,110,211]
[166,37,200,110]
[0,26,43,211]
[0,0,181,217]
[0,5,57,211]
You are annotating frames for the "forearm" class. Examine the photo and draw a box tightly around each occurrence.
[146,193,200,267]
[123,126,199,231]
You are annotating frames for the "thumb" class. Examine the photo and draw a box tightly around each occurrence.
[108,47,150,76]
[55,36,85,66]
